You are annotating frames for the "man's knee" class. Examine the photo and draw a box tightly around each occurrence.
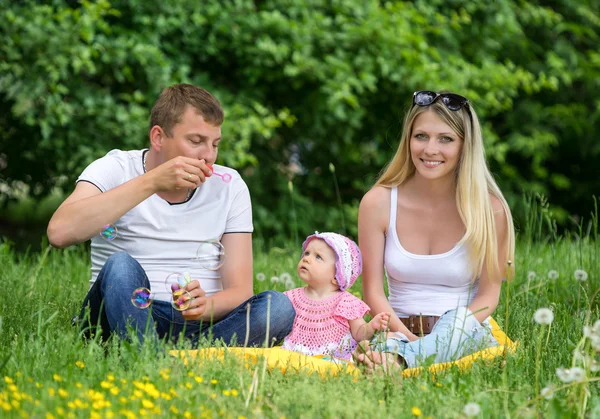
[100,252,144,287]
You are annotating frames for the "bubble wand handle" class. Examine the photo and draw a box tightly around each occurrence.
[206,164,232,183]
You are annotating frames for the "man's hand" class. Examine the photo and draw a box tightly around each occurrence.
[181,280,208,321]
[148,157,213,193]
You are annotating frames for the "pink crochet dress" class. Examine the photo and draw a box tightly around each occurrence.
[282,287,370,360]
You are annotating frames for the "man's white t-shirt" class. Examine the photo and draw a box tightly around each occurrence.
[77,149,253,301]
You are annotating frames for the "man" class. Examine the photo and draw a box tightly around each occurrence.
[47,84,295,346]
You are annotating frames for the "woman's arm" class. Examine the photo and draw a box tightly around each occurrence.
[359,187,419,341]
[468,196,510,323]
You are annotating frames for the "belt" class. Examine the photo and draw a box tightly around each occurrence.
[399,315,440,336]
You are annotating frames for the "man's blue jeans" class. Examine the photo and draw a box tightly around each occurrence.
[78,252,296,347]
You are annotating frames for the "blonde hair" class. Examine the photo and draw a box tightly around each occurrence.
[376,98,515,281]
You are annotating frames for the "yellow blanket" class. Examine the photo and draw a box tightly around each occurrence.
[170,318,516,378]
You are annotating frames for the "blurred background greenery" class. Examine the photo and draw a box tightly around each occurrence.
[1,0,599,250]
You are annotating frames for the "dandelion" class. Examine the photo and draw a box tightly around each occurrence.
[570,367,586,382]
[52,374,62,382]
[540,386,554,399]
[210,379,218,385]
[256,273,266,282]
[270,276,280,284]
[75,361,85,369]
[591,360,600,373]
[556,368,573,382]
[463,402,481,417]
[280,272,292,282]
[533,308,554,325]
[411,406,422,416]
[285,278,295,290]
[574,269,588,282]
[527,271,537,281]
[547,270,559,280]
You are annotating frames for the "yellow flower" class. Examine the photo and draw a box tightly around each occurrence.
[210,393,216,399]
[223,390,231,396]
[187,371,194,377]
[184,411,192,419]
[56,407,65,415]
[210,379,218,384]
[107,373,115,381]
[110,387,120,396]
[185,382,193,389]
[100,381,112,389]
[2,401,12,411]
[8,384,17,392]
[231,389,239,397]
[48,388,56,397]
[142,400,155,409]
[194,376,204,383]
[75,382,82,388]
[46,413,55,419]
[119,397,127,404]
[4,377,14,384]
[53,374,62,382]
[75,361,85,369]
[170,406,179,414]
[90,411,100,419]
[58,389,68,398]
[412,407,422,416]
[35,382,43,388]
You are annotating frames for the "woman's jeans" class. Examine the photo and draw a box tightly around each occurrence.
[372,307,499,368]
[77,252,296,347]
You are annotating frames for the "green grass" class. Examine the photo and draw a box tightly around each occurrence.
[0,231,599,418]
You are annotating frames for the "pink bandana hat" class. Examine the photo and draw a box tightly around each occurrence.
[301,232,363,291]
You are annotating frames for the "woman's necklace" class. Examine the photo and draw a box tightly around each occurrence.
[143,151,193,202]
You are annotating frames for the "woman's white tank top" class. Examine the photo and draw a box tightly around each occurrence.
[384,186,478,317]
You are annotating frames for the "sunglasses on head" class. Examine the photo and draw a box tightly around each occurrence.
[413,90,470,112]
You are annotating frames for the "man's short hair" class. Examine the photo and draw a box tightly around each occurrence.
[150,84,224,135]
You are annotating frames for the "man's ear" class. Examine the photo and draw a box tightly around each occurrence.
[149,125,164,151]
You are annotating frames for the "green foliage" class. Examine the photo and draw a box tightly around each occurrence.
[1,0,599,240]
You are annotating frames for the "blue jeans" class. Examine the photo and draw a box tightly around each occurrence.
[78,252,296,347]
[372,307,499,368]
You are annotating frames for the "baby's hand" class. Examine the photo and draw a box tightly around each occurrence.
[371,312,390,331]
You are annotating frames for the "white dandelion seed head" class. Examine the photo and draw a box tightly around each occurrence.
[280,272,292,282]
[527,271,537,281]
[573,349,584,362]
[463,402,481,417]
[570,367,586,382]
[284,278,295,290]
[591,336,600,352]
[533,308,554,325]
[591,360,600,373]
[256,273,266,282]
[540,386,554,400]
[574,269,588,282]
[547,270,559,280]
[270,276,280,284]
[556,367,573,383]
[584,326,593,338]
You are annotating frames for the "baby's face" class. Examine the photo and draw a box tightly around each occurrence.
[297,239,337,287]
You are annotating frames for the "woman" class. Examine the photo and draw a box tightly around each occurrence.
[355,91,514,370]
